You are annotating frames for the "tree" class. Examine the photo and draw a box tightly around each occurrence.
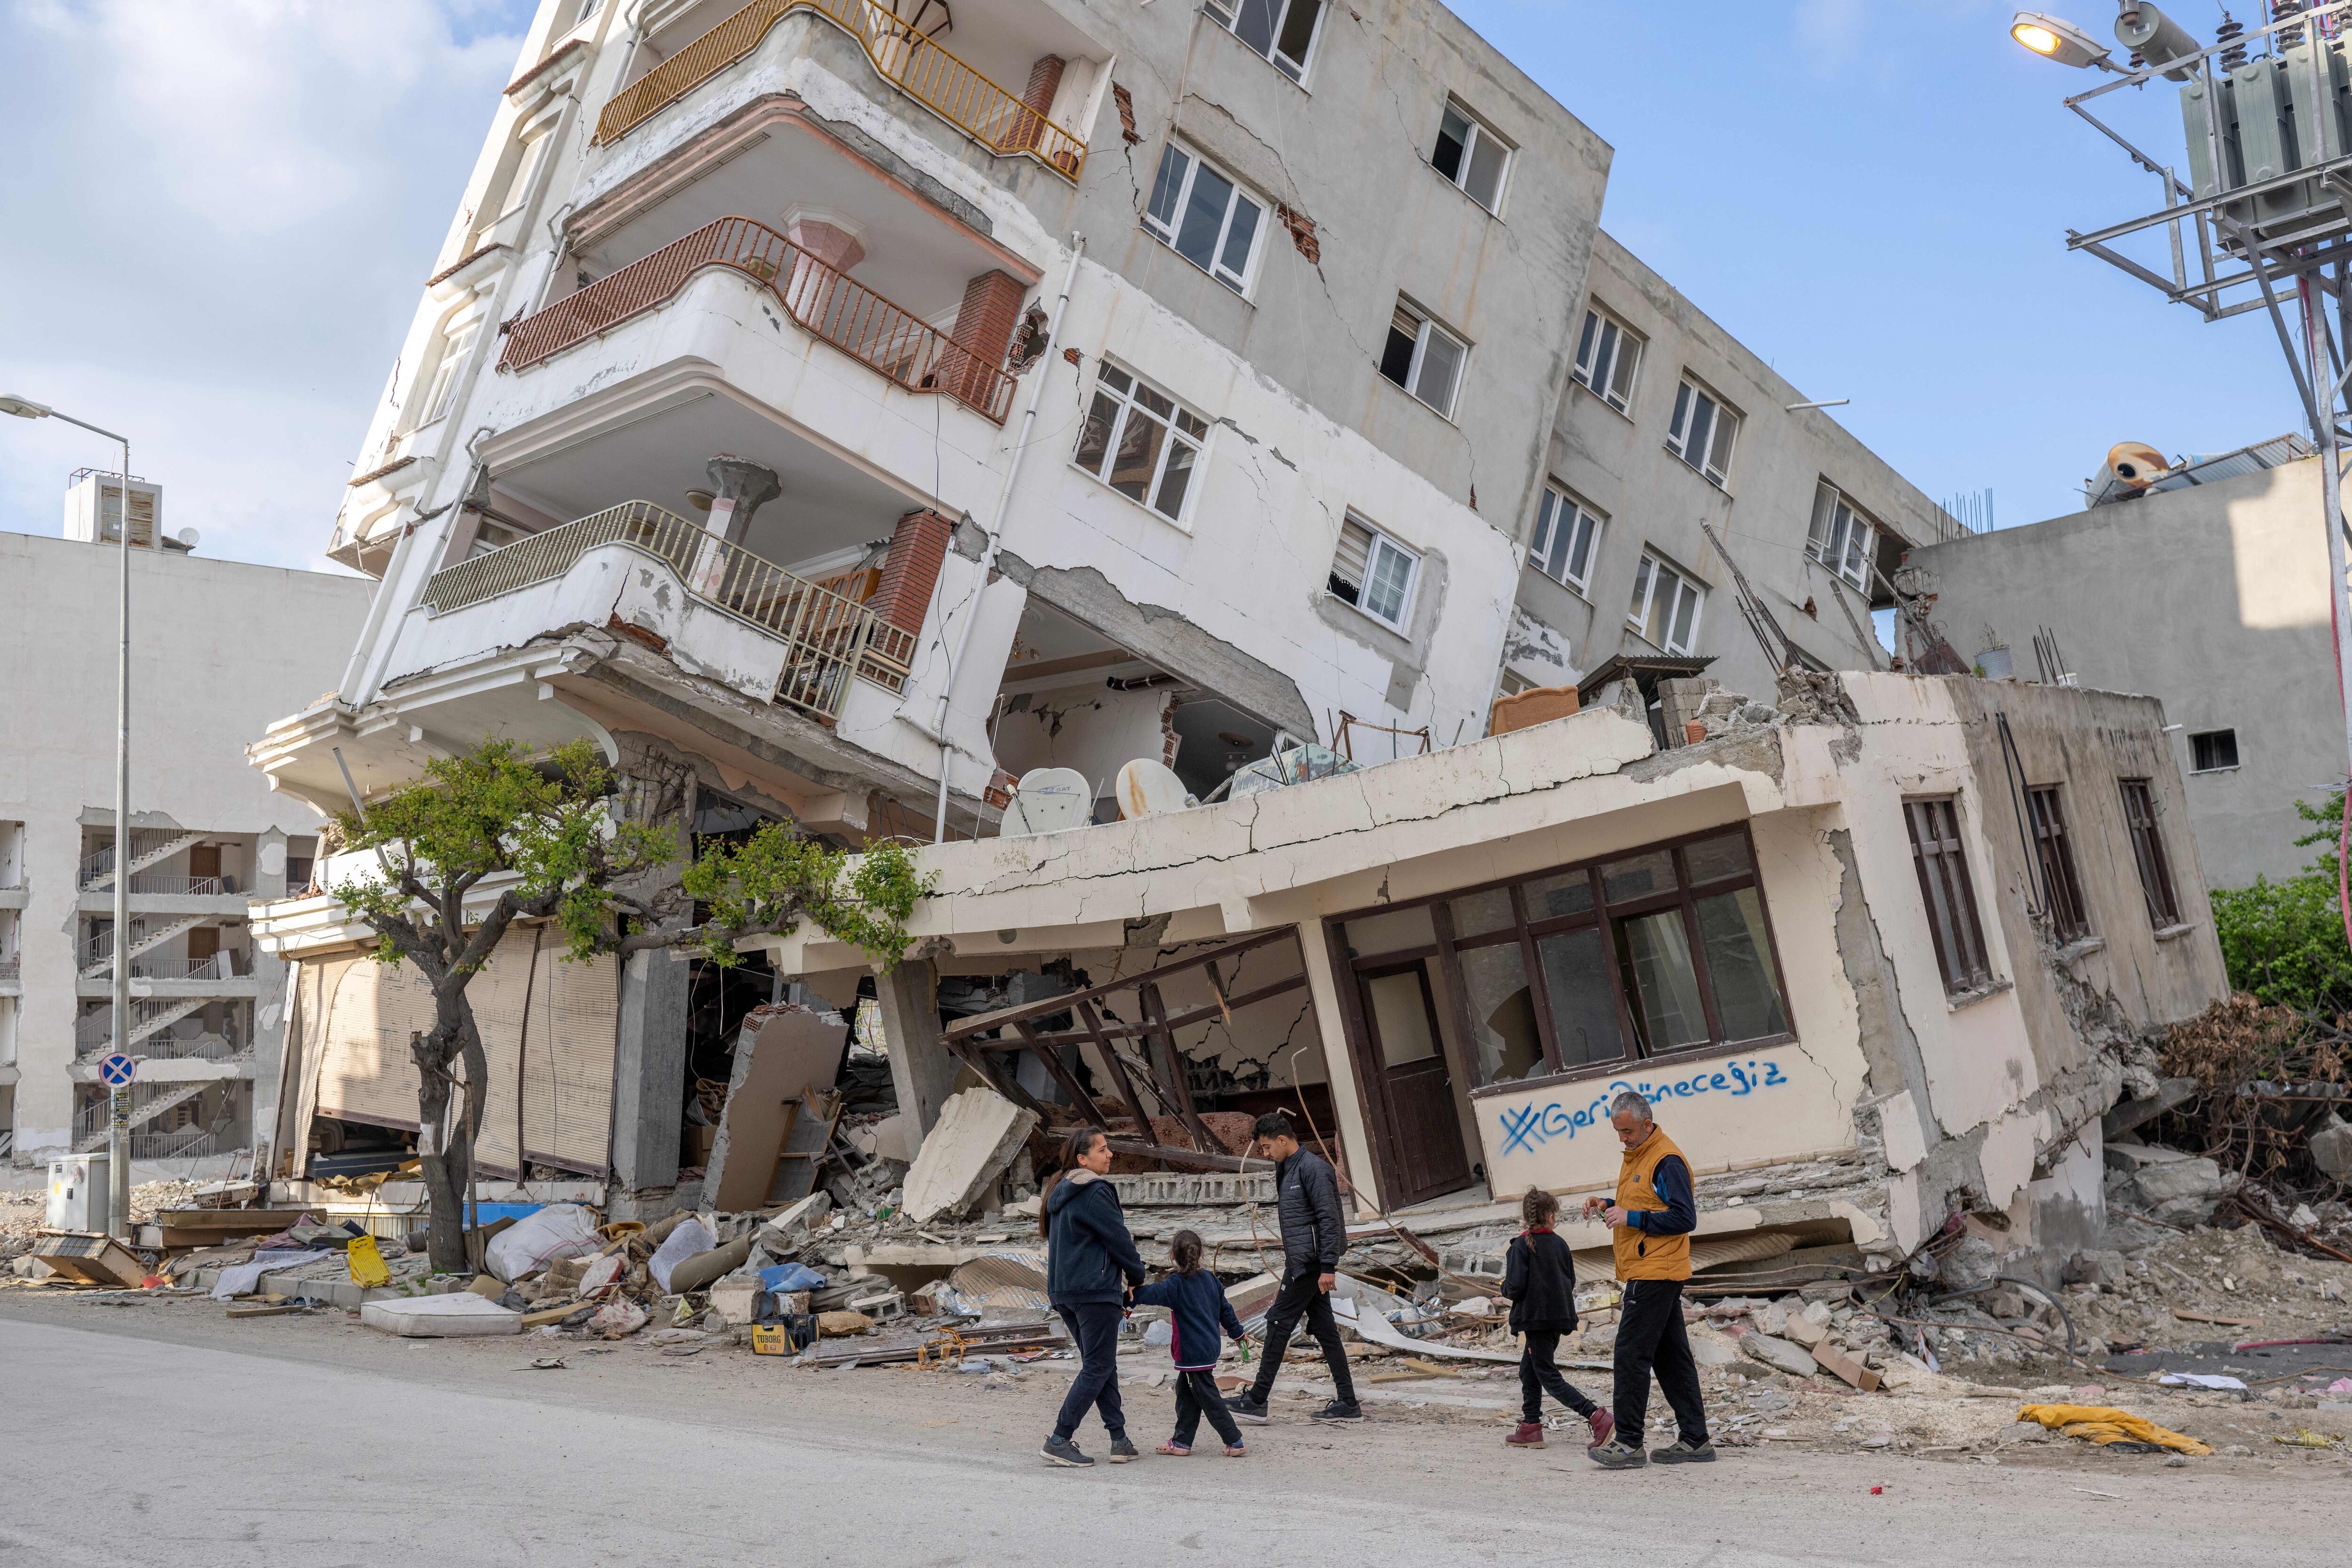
[2210,788,2352,1017]
[333,738,932,1272]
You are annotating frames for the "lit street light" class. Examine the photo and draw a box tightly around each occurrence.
[2009,10,2115,69]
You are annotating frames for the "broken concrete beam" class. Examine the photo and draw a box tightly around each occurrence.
[2102,1076,2200,1140]
[1810,1341,1882,1392]
[902,1089,1039,1224]
[707,1004,850,1213]
[1740,1332,1820,1378]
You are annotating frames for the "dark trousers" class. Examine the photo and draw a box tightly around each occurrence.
[1518,1326,1598,1423]
[1612,1278,1707,1448]
[1248,1268,1357,1404]
[1053,1302,1127,1443]
[1171,1368,1243,1449]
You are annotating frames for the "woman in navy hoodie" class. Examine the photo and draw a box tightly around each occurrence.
[1041,1125,1149,1469]
[1128,1229,1248,1457]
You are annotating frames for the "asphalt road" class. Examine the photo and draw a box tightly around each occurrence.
[1,1304,2343,1568]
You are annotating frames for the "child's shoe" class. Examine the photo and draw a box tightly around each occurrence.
[1586,1409,1616,1449]
[1156,1441,1191,1456]
[1221,1443,1248,1457]
[1505,1421,1546,1449]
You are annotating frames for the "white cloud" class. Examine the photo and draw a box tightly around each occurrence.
[0,0,531,573]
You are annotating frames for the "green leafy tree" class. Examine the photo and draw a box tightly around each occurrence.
[2210,789,2352,1017]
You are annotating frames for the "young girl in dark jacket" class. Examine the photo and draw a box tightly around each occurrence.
[1128,1230,1248,1457]
[1500,1186,1612,1450]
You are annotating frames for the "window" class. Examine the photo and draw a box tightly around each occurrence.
[1329,514,1420,630]
[1572,304,1641,414]
[1667,377,1739,486]
[1336,825,1791,1087]
[1201,0,1324,81]
[1144,143,1265,293]
[1431,100,1509,210]
[2190,729,2240,772]
[1806,482,1877,593]
[418,320,479,427]
[1528,486,1601,594]
[1627,551,1703,655]
[498,130,554,219]
[2119,779,2183,928]
[1904,796,1993,995]
[1379,299,1467,418]
[1073,364,1208,524]
[2026,786,2091,944]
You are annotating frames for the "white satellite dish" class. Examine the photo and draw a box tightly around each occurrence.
[1001,766,1093,837]
[1114,758,1190,820]
[176,527,200,548]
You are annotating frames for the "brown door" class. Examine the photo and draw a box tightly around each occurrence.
[1356,961,1473,1207]
[189,844,222,881]
[186,925,220,964]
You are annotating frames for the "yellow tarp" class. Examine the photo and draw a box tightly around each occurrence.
[2016,1403,2213,1456]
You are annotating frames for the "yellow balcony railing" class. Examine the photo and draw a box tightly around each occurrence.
[422,501,915,716]
[592,0,1085,181]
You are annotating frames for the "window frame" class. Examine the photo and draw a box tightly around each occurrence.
[1904,795,1995,995]
[1626,550,1704,655]
[2188,729,2240,773]
[1571,303,1642,415]
[1327,513,1422,632]
[1142,141,1268,295]
[1666,375,1740,488]
[416,318,481,430]
[1806,481,1879,593]
[2119,778,2184,928]
[1327,821,1798,1097]
[1200,0,1327,83]
[1528,484,1603,596]
[1379,298,1469,419]
[1430,97,1511,213]
[1071,362,1212,527]
[2026,785,2093,945]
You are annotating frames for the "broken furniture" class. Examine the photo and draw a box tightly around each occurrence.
[28,1232,151,1289]
[705,1004,851,1212]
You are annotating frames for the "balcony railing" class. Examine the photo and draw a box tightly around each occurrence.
[592,0,1086,181]
[499,215,1018,421]
[421,501,916,716]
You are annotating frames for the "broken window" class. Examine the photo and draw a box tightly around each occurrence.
[1328,513,1420,631]
[1144,143,1265,293]
[1201,0,1324,81]
[2119,778,2183,928]
[1904,796,1993,995]
[1667,376,1739,487]
[418,319,478,427]
[1806,481,1877,593]
[1529,485,1602,594]
[1379,298,1467,418]
[2027,785,2091,945]
[1073,363,1209,523]
[1627,551,1702,655]
[1431,99,1509,211]
[1572,303,1641,414]
[2189,729,2239,772]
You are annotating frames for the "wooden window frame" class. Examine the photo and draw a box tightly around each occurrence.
[2026,785,2092,945]
[1904,795,1994,994]
[2119,778,2183,928]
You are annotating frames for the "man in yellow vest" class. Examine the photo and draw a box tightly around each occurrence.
[1580,1089,1712,1468]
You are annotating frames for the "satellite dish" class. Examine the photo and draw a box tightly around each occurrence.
[1001,767,1093,837]
[1115,758,1190,820]
[176,527,200,547]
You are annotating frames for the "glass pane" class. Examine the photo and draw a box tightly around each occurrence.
[1669,580,1699,651]
[1449,887,1514,938]
[1345,903,1436,957]
[1365,969,1439,1067]
[1628,556,1653,623]
[1097,364,1131,394]
[1272,0,1320,70]
[1683,833,1752,885]
[1107,406,1166,503]
[1465,133,1506,207]
[1433,106,1470,181]
[1380,323,1418,387]
[1807,484,1836,558]
[1457,939,1543,1084]
[1669,381,1690,440]
[1146,146,1188,231]
[1175,408,1208,439]
[1530,491,1557,570]
[1176,166,1232,270]
[1574,310,1599,379]
[1535,926,1624,1068]
[1522,868,1593,920]
[1233,0,1279,55]
[1618,910,1708,1052]
[1073,390,1120,477]
[1697,887,1788,1040]
[1217,195,1261,284]
[1706,406,1737,478]
[1365,539,1414,624]
[1601,850,1676,903]
[1643,566,1677,647]
[1680,395,1714,470]
[1134,381,1174,419]
[1567,509,1597,581]
[1152,435,1197,519]
[1413,328,1463,414]
[1606,335,1637,406]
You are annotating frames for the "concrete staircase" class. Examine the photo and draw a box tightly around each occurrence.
[78,829,204,892]
[73,1079,211,1152]
[78,914,210,980]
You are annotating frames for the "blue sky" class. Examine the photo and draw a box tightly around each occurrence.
[0,0,2304,573]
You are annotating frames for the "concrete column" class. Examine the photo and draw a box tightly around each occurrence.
[874,957,959,1146]
[703,456,781,548]
[610,944,691,1194]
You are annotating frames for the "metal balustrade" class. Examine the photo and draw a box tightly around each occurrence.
[498,215,1017,422]
[592,0,1086,180]
[421,501,914,715]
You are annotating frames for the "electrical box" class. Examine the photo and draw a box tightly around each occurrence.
[47,1154,109,1234]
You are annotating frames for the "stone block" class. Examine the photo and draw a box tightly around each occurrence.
[1740,1332,1820,1379]
[1782,1313,1827,1347]
[902,1088,1039,1223]
[2311,1118,2352,1183]
[2132,1155,2227,1222]
[2066,1249,2129,1290]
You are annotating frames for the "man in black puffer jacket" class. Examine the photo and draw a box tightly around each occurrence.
[1229,1111,1361,1424]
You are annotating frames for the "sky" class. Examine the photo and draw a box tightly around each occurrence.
[0,0,2308,574]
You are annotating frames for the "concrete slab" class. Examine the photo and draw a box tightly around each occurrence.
[901,1089,1038,1223]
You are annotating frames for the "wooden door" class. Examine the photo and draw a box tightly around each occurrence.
[189,844,222,881]
[1356,961,1473,1207]
[186,925,221,964]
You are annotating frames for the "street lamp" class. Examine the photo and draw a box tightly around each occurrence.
[2,393,136,1241]
[2009,10,2115,69]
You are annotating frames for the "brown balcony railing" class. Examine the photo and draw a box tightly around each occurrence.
[421,501,914,716]
[593,0,1085,180]
[498,215,1017,422]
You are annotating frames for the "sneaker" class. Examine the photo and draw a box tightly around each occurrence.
[1589,1438,1647,1469]
[1505,1421,1546,1449]
[1106,1436,1140,1464]
[1041,1435,1094,1468]
[1651,1437,1716,1464]
[1312,1400,1366,1423]
[1586,1409,1616,1450]
[1229,1393,1271,1425]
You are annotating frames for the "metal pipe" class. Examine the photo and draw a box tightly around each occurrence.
[930,234,1086,843]
[2301,278,2352,958]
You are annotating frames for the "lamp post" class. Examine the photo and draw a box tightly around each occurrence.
[1,394,136,1240]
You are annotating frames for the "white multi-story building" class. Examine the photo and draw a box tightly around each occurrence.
[1,474,372,1166]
